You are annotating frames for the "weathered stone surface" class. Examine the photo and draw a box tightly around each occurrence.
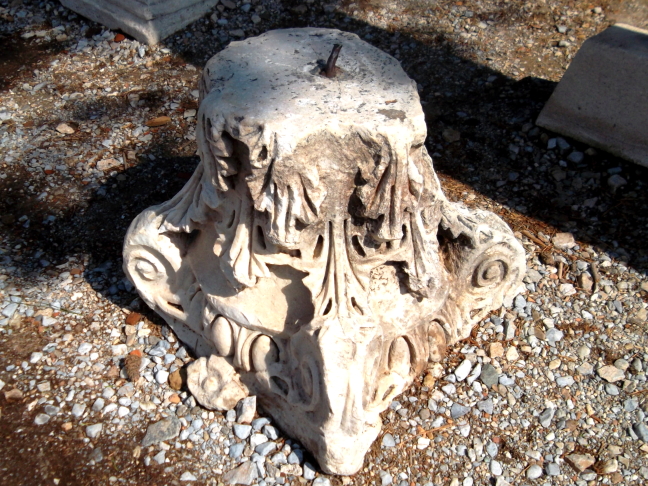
[60,0,219,45]
[141,416,181,447]
[186,356,248,411]
[565,453,596,472]
[489,342,504,358]
[222,461,257,485]
[480,364,500,387]
[551,232,576,249]
[451,403,471,419]
[97,158,121,172]
[123,28,525,475]
[56,123,75,134]
[236,396,256,423]
[597,365,625,383]
[537,24,648,168]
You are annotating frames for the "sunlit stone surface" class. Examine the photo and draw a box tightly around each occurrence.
[60,0,219,45]
[123,28,525,475]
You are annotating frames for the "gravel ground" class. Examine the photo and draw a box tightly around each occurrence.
[1,0,648,485]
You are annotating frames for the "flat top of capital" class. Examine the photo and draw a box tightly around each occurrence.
[199,28,425,132]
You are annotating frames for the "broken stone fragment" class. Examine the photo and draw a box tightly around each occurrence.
[55,122,75,134]
[565,453,595,473]
[186,356,248,411]
[86,423,103,439]
[235,396,256,424]
[141,416,181,447]
[454,359,472,382]
[4,388,23,402]
[489,343,504,359]
[124,28,525,475]
[633,422,648,442]
[96,158,121,172]
[222,461,257,485]
[597,365,625,383]
[551,232,576,249]
[608,174,628,193]
[422,372,436,388]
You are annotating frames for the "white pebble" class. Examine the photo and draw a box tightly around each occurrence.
[155,369,169,384]
[86,423,103,438]
[72,403,86,418]
[527,464,543,479]
[77,343,92,355]
[454,359,473,382]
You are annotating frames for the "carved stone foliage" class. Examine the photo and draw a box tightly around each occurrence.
[123,28,525,475]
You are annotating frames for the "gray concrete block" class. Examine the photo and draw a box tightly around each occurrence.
[60,0,219,45]
[536,23,648,168]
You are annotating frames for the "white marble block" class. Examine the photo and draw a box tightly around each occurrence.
[537,23,648,168]
[123,28,525,475]
[60,0,219,45]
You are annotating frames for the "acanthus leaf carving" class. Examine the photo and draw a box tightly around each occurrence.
[215,190,270,290]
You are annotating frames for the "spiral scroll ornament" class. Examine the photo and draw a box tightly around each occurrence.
[474,258,508,288]
[436,226,525,342]
[123,244,183,320]
[467,241,521,294]
[125,246,170,287]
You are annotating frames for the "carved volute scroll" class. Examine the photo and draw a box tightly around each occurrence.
[123,28,526,476]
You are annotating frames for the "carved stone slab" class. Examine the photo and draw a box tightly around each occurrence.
[60,0,219,45]
[537,23,648,168]
[123,28,525,475]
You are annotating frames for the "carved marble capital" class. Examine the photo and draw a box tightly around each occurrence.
[123,28,525,475]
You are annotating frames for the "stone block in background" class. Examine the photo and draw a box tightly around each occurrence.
[60,0,219,45]
[536,23,648,168]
